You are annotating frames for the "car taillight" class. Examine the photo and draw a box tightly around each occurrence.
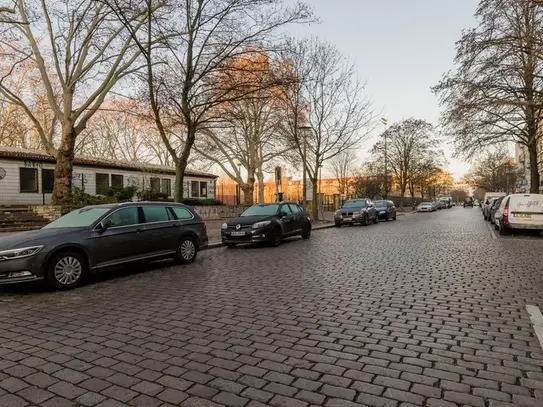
[503,207,508,217]
[203,221,207,229]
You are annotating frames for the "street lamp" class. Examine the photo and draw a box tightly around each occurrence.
[381,118,388,199]
[236,162,242,205]
[298,124,311,207]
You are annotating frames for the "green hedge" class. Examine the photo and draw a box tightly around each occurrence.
[181,198,224,206]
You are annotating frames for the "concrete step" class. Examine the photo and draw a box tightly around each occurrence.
[0,207,32,213]
[0,216,50,223]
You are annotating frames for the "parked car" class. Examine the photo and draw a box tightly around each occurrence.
[495,194,543,235]
[483,197,498,220]
[434,201,445,210]
[489,196,504,224]
[374,200,397,221]
[439,197,453,208]
[0,202,208,289]
[221,202,311,248]
[417,202,436,212]
[334,199,378,226]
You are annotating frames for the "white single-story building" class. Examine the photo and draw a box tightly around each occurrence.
[0,147,218,206]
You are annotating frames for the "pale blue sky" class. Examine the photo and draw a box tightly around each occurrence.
[292,0,477,179]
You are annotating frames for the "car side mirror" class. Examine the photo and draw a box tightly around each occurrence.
[97,219,112,233]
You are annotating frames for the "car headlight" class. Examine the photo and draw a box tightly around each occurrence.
[221,223,228,230]
[252,221,271,229]
[0,246,44,261]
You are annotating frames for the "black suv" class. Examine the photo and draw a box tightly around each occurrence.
[221,202,312,247]
[0,202,208,289]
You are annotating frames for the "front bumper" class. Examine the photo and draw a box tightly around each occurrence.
[0,255,45,285]
[221,227,272,244]
[376,210,389,219]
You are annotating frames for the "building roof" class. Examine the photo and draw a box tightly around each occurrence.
[0,147,218,179]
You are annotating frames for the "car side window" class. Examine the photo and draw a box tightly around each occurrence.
[289,204,302,213]
[281,204,292,214]
[106,207,140,228]
[171,207,193,220]
[142,206,171,223]
[296,205,306,213]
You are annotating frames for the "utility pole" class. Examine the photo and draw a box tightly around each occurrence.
[298,125,311,207]
[381,118,388,199]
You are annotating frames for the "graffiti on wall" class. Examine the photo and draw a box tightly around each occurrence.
[0,168,6,181]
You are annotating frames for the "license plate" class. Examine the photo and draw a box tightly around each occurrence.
[231,231,245,236]
[379,211,385,214]
[514,213,532,218]
[343,217,352,221]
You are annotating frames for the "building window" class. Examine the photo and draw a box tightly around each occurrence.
[199,182,207,198]
[41,169,54,194]
[96,173,110,195]
[20,168,38,193]
[111,174,124,188]
[191,181,199,197]
[161,179,171,196]
[150,177,160,193]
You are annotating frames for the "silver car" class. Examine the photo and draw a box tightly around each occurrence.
[334,199,378,227]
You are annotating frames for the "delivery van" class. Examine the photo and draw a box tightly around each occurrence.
[495,194,543,235]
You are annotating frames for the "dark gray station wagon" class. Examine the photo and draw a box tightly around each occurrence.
[0,202,208,289]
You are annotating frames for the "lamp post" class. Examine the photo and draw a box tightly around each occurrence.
[298,125,311,208]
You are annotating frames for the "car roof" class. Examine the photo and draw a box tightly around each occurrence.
[81,202,190,210]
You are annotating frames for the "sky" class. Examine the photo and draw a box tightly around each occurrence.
[289,0,478,180]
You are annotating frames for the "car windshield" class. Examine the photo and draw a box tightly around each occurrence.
[420,202,433,206]
[42,207,111,229]
[241,204,280,216]
[374,201,387,206]
[342,200,367,208]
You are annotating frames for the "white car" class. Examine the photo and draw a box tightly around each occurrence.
[417,202,435,212]
[495,194,543,235]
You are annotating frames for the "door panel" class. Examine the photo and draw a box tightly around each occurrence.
[280,204,296,236]
[140,206,178,254]
[90,207,144,268]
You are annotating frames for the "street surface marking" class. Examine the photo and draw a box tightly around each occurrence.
[486,223,497,240]
[526,305,543,350]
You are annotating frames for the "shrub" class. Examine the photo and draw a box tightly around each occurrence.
[105,186,138,202]
[181,198,224,206]
[137,189,170,202]
[71,187,113,206]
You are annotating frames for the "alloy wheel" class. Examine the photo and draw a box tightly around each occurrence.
[54,256,83,286]
[180,239,196,261]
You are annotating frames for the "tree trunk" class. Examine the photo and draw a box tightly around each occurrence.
[175,162,184,202]
[529,142,540,193]
[311,175,319,221]
[242,177,255,205]
[51,123,77,205]
[257,169,265,203]
[175,125,197,202]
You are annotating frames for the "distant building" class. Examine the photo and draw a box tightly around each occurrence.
[0,147,218,206]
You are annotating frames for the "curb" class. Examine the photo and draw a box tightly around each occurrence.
[206,223,335,250]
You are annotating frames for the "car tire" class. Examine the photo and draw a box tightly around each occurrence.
[494,223,499,231]
[301,223,311,239]
[334,223,342,228]
[372,216,378,224]
[47,251,87,290]
[225,243,237,248]
[176,237,197,264]
[499,222,509,236]
[393,215,397,220]
[270,226,282,247]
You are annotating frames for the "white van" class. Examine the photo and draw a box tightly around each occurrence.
[494,194,543,235]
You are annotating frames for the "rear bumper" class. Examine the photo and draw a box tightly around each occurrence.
[506,222,543,230]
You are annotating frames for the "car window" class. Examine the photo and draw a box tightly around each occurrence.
[107,207,140,228]
[343,200,367,208]
[43,207,111,229]
[281,204,292,214]
[241,204,279,216]
[289,204,302,213]
[171,207,193,220]
[296,205,306,213]
[142,206,171,223]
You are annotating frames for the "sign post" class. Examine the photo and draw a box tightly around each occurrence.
[275,167,283,202]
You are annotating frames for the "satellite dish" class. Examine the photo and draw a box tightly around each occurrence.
[0,168,5,181]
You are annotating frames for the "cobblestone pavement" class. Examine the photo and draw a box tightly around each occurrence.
[2,208,543,407]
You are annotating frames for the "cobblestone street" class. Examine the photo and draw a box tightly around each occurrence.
[1,208,543,407]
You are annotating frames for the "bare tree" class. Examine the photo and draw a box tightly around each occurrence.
[330,149,358,195]
[433,0,543,193]
[466,148,520,192]
[370,119,437,207]
[102,0,312,202]
[0,0,151,204]
[194,51,293,204]
[280,38,374,220]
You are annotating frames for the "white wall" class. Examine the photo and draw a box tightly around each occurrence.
[0,158,216,206]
